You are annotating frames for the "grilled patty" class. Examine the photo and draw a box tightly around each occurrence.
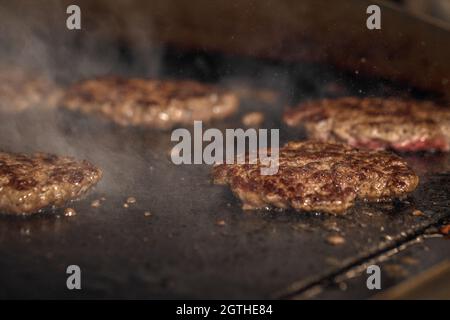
[0,67,62,113]
[62,76,239,129]
[213,141,418,214]
[0,152,102,215]
[284,97,450,152]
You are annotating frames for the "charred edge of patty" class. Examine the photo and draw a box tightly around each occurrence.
[0,153,103,215]
[0,70,63,113]
[283,98,450,152]
[62,77,239,129]
[212,142,419,214]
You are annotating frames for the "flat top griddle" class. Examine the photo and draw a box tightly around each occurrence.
[0,49,449,299]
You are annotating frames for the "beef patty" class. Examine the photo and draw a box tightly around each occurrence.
[212,141,418,214]
[62,76,239,129]
[0,67,62,113]
[284,97,450,152]
[0,152,102,215]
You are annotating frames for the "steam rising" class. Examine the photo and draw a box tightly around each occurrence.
[0,0,167,195]
[0,0,296,198]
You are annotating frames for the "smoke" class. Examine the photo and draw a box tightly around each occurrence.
[0,0,168,196]
[0,0,167,80]
[0,0,341,199]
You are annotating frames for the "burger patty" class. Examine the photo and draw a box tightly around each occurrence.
[212,141,418,214]
[62,76,239,129]
[0,67,62,113]
[284,97,450,152]
[0,152,102,215]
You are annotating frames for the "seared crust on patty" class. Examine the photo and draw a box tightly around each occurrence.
[284,97,450,152]
[0,67,62,113]
[0,152,102,215]
[62,76,239,129]
[213,141,418,214]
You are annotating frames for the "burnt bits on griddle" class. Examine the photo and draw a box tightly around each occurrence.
[284,97,450,152]
[0,66,62,113]
[212,141,419,214]
[0,152,102,215]
[62,76,239,129]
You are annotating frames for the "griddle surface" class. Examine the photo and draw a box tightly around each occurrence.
[0,50,449,299]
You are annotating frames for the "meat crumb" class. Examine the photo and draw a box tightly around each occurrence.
[216,219,226,226]
[439,224,450,235]
[91,200,101,208]
[64,207,77,217]
[326,235,345,245]
[126,197,137,204]
[242,112,264,127]
[412,209,424,216]
[144,211,152,217]
[385,264,409,278]
[324,221,340,232]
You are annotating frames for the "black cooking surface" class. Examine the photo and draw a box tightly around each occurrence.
[0,48,449,299]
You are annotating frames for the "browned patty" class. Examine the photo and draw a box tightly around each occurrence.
[62,76,239,129]
[284,97,450,152]
[212,141,418,214]
[0,67,62,113]
[0,152,102,215]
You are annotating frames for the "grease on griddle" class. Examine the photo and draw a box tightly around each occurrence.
[123,196,137,208]
[326,235,346,246]
[291,223,314,232]
[323,220,340,232]
[64,207,77,217]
